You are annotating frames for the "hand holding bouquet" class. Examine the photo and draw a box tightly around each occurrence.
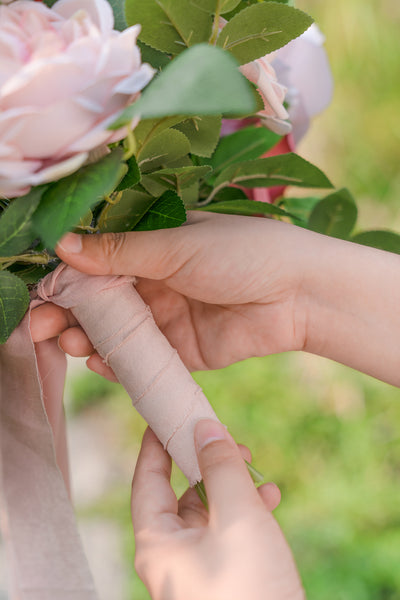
[0,0,334,483]
[1,1,399,596]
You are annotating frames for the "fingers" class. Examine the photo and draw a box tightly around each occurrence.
[194,420,264,526]
[237,443,252,464]
[131,428,179,536]
[178,443,253,527]
[56,226,197,279]
[30,304,77,342]
[58,326,93,357]
[86,353,119,383]
[177,487,208,528]
[258,482,281,512]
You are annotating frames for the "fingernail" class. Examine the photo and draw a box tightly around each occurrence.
[195,420,227,451]
[57,232,82,254]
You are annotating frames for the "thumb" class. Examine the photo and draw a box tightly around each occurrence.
[194,420,262,525]
[55,228,191,279]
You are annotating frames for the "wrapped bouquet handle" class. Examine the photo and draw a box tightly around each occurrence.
[0,263,220,598]
[38,264,220,485]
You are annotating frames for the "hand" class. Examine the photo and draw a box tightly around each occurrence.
[131,419,304,600]
[31,211,400,386]
[31,212,310,380]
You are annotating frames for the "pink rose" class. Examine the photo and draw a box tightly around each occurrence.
[0,0,154,198]
[272,24,334,144]
[218,17,290,136]
[239,57,291,136]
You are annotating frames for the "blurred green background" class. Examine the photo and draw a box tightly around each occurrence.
[66,2,400,599]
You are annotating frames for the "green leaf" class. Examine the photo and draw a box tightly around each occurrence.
[140,156,206,204]
[216,3,313,64]
[212,186,249,202]
[98,189,156,233]
[214,153,333,191]
[74,210,93,232]
[197,198,296,219]
[33,149,125,249]
[125,0,212,55]
[0,187,44,256]
[279,196,321,223]
[134,116,188,149]
[138,129,191,173]
[0,271,30,344]
[223,1,296,21]
[112,44,256,126]
[107,0,127,30]
[115,155,141,191]
[180,180,201,207]
[174,116,222,157]
[143,165,212,196]
[134,190,187,230]
[9,263,53,285]
[208,126,281,174]
[265,0,295,5]
[137,41,170,70]
[307,188,357,239]
[190,0,242,14]
[350,230,400,255]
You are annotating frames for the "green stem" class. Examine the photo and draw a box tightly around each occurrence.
[74,225,99,233]
[0,252,51,269]
[209,1,222,45]
[197,180,229,206]
[123,128,137,161]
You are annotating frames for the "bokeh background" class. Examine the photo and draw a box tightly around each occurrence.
[2,1,399,598]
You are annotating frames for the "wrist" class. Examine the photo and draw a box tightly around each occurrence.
[300,232,400,385]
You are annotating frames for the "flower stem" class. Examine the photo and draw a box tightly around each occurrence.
[0,251,51,268]
[209,1,222,46]
[123,128,137,160]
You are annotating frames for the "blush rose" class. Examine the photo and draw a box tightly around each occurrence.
[0,0,154,198]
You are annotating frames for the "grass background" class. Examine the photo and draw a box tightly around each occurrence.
[68,1,400,598]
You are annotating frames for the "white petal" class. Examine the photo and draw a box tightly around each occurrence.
[272,24,333,142]
[113,64,155,95]
[53,0,114,32]
[23,152,88,187]
[259,115,292,136]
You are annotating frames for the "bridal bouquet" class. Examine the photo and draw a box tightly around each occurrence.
[3,0,400,496]
[0,0,332,341]
[3,0,400,489]
[1,1,399,595]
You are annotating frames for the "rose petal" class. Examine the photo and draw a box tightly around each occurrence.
[53,0,114,33]
[0,0,153,196]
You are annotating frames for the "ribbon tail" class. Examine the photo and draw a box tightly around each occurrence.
[0,306,98,599]
[35,336,71,497]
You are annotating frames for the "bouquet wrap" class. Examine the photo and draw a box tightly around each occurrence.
[0,300,97,598]
[0,264,220,597]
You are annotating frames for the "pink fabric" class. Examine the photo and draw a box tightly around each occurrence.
[37,263,220,485]
[0,305,97,599]
[0,263,220,596]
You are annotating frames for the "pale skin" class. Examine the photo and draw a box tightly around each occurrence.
[132,420,304,600]
[30,211,400,598]
[31,211,400,386]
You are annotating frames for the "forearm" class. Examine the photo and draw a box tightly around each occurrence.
[300,232,400,386]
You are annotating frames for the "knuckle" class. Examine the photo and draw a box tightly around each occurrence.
[200,441,239,475]
[99,232,127,272]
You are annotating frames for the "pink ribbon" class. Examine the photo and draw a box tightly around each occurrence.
[0,301,98,599]
[0,263,219,597]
